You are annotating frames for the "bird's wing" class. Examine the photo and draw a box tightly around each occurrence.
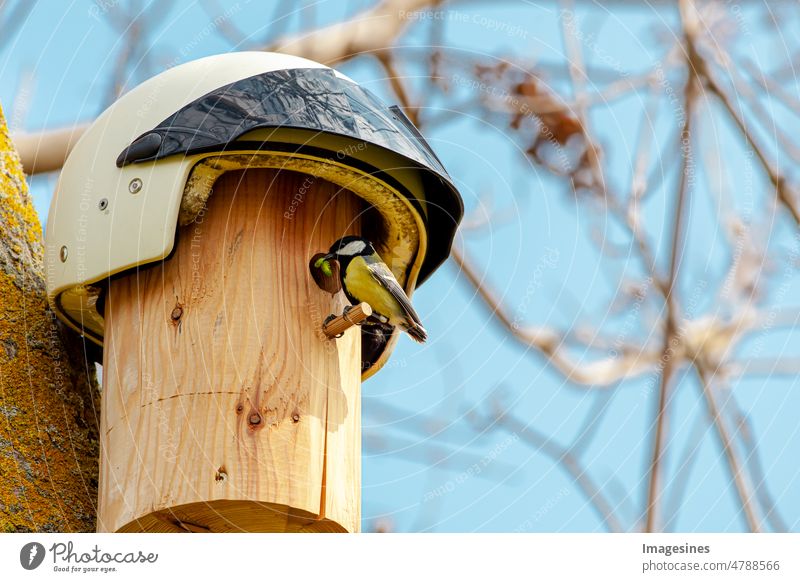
[365,258,423,326]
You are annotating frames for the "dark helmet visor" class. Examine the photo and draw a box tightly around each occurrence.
[116,67,463,284]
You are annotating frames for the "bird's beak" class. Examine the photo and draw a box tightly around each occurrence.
[322,252,335,261]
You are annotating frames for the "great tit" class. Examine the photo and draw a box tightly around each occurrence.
[320,236,428,343]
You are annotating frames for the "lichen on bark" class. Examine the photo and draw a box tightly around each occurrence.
[0,104,99,532]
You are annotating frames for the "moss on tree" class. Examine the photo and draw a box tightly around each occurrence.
[0,104,99,532]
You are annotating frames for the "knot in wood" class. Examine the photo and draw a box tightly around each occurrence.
[214,467,227,482]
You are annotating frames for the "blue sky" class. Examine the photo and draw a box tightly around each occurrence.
[3,0,799,532]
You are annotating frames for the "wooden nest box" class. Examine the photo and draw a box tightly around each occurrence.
[44,52,462,532]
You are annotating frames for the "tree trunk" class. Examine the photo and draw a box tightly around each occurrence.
[0,104,99,532]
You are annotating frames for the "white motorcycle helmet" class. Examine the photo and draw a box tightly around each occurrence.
[45,52,463,377]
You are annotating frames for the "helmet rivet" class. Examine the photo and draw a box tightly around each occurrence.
[128,178,143,194]
[59,246,68,262]
[98,198,108,211]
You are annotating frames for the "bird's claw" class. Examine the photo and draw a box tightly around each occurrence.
[323,313,344,338]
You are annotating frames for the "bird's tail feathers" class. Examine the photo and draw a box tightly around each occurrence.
[404,323,428,343]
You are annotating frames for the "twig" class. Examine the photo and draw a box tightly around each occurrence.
[694,365,761,532]
[559,0,606,197]
[688,32,800,225]
[103,13,142,106]
[13,124,89,175]
[477,71,652,117]
[14,0,453,173]
[375,50,420,125]
[362,431,518,481]
[622,79,676,291]
[0,0,36,50]
[711,46,800,164]
[450,243,661,387]
[726,397,787,532]
[557,4,669,300]
[200,0,251,47]
[255,0,294,46]
[270,0,452,65]
[494,411,624,532]
[728,357,800,379]
[662,411,711,531]
[628,84,659,213]
[569,390,617,457]
[426,0,445,89]
[741,57,800,114]
[643,17,698,531]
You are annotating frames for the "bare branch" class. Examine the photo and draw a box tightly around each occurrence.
[363,431,519,480]
[663,412,710,531]
[559,0,605,196]
[12,124,89,175]
[741,57,800,114]
[0,0,36,50]
[200,0,251,47]
[493,411,624,532]
[694,366,761,532]
[450,243,661,387]
[687,30,800,225]
[13,0,452,174]
[270,0,447,65]
[726,397,788,532]
[375,50,420,125]
[709,44,800,164]
[728,357,800,379]
[644,9,698,531]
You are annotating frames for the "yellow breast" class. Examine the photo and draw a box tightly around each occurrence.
[343,256,405,325]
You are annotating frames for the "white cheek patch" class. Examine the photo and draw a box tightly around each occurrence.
[339,240,366,256]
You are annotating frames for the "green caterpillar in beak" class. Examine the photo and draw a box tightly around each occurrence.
[314,256,333,277]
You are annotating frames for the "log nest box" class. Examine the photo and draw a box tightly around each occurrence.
[44,52,463,533]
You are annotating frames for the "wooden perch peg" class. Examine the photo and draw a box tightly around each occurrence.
[323,303,373,338]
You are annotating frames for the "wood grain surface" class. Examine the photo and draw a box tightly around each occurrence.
[99,168,362,532]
